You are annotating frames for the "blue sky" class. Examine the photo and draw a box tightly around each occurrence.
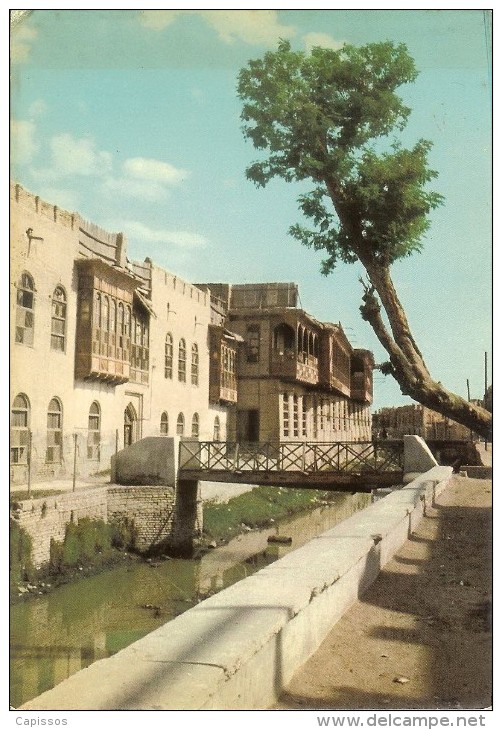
[10,8,492,410]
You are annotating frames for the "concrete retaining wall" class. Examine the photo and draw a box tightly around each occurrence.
[21,463,452,710]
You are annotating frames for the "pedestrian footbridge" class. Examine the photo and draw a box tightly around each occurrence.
[178,440,404,492]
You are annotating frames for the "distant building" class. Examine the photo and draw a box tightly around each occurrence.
[196,283,374,443]
[372,404,473,440]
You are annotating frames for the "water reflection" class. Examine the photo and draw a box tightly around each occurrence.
[10,492,370,707]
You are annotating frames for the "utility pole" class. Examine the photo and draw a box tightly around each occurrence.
[467,379,472,441]
[484,352,489,450]
[72,433,78,492]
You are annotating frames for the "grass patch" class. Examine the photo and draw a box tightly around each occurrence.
[10,519,35,589]
[10,489,65,504]
[203,486,351,542]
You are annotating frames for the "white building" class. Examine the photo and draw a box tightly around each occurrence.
[10,183,229,486]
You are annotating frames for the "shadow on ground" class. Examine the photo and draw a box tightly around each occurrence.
[276,478,492,710]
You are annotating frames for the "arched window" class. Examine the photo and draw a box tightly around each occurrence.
[125,305,131,338]
[16,272,35,345]
[94,291,101,328]
[11,393,30,464]
[102,296,109,332]
[176,412,185,436]
[191,413,200,438]
[160,411,169,435]
[87,401,100,460]
[178,339,186,382]
[46,397,63,463]
[110,299,117,334]
[51,286,67,351]
[273,323,295,353]
[117,302,124,356]
[213,416,221,441]
[164,333,173,379]
[117,302,124,334]
[191,343,199,386]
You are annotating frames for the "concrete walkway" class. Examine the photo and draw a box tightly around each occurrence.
[273,474,492,710]
[10,475,254,503]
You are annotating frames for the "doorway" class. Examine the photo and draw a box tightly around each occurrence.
[124,403,137,447]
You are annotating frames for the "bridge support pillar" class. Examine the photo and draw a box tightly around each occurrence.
[171,479,203,558]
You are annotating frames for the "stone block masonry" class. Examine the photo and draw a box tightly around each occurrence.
[107,486,179,553]
[11,484,200,568]
[11,487,108,567]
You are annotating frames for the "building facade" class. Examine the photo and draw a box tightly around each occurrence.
[11,184,374,487]
[372,404,474,440]
[197,283,374,444]
[10,183,227,485]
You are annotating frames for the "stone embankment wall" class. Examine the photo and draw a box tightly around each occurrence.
[10,487,109,567]
[11,484,201,567]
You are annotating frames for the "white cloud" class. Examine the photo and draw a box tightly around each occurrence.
[49,133,113,178]
[101,176,172,204]
[123,157,188,185]
[139,10,179,31]
[121,220,208,249]
[11,119,39,166]
[10,22,37,64]
[28,99,48,118]
[303,32,346,51]
[140,9,296,46]
[202,10,295,45]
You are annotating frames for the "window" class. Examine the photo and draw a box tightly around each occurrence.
[293,394,299,437]
[178,339,186,382]
[213,416,221,441]
[246,324,260,363]
[46,397,63,463]
[11,394,30,464]
[302,397,308,436]
[160,411,169,435]
[87,401,100,460]
[191,343,199,386]
[164,333,173,379]
[16,272,35,345]
[282,393,289,438]
[117,302,124,355]
[176,412,185,436]
[191,413,200,438]
[51,286,66,351]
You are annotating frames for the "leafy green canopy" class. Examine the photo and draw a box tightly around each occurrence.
[238,40,444,271]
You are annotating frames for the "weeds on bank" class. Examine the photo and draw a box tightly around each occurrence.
[203,486,357,542]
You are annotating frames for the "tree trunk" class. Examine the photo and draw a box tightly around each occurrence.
[359,259,492,440]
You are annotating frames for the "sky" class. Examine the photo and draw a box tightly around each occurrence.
[9,7,492,411]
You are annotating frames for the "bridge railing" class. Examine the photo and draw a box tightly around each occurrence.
[179,440,404,475]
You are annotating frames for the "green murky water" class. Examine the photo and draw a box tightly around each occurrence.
[10,493,369,708]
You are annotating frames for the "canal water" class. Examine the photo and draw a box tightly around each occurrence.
[10,492,370,708]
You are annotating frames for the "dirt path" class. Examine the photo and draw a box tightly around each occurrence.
[273,475,492,710]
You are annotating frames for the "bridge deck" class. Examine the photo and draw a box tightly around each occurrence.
[178,440,404,492]
[178,469,402,492]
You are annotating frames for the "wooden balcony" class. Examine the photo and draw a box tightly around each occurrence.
[270,350,319,385]
[351,371,373,403]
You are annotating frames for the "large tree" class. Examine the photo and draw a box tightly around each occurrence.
[237,40,491,440]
